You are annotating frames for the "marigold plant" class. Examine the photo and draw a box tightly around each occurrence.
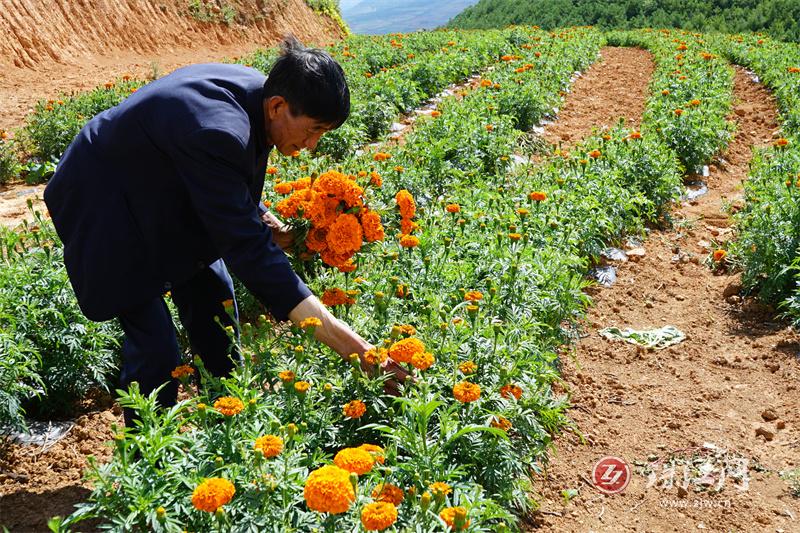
[303,465,355,514]
[191,477,235,513]
[334,447,375,475]
[361,501,398,531]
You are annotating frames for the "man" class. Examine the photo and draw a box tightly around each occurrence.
[44,37,407,424]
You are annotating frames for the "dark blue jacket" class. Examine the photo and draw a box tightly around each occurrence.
[44,63,311,322]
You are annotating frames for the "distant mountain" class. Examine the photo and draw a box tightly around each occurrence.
[341,0,480,34]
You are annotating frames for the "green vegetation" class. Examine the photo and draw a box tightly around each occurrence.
[448,0,800,43]
[305,0,350,35]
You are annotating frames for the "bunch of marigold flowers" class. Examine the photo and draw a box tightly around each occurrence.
[273,170,385,270]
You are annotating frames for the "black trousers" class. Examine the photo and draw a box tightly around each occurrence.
[117,260,239,425]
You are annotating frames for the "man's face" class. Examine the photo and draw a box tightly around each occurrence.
[265,96,333,156]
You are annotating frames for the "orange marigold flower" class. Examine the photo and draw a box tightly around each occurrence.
[325,213,363,256]
[440,506,470,530]
[291,150,301,157]
[500,383,523,400]
[688,99,701,106]
[372,483,404,505]
[266,166,278,175]
[491,416,513,431]
[373,152,392,161]
[430,110,442,117]
[304,465,355,514]
[446,203,461,213]
[361,501,398,531]
[321,287,355,307]
[294,381,311,394]
[629,131,642,139]
[458,361,477,374]
[389,337,425,364]
[358,443,386,464]
[713,249,727,262]
[662,89,670,96]
[411,351,435,371]
[399,234,420,248]
[361,210,385,242]
[254,435,284,458]
[278,370,295,382]
[400,218,418,235]
[171,364,195,379]
[338,260,357,273]
[788,67,800,73]
[508,233,522,241]
[480,79,493,87]
[588,149,601,158]
[192,477,235,512]
[394,165,404,173]
[214,396,244,416]
[395,284,409,298]
[334,447,375,475]
[343,399,367,419]
[464,290,483,302]
[674,108,683,116]
[453,381,481,403]
[774,138,789,147]
[529,191,547,202]
[428,481,452,496]
[369,171,382,187]
[395,190,416,219]
[485,124,494,132]
[501,54,514,61]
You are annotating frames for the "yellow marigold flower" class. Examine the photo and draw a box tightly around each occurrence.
[446,203,461,213]
[304,465,355,514]
[491,416,513,431]
[458,361,477,374]
[411,351,435,370]
[191,477,235,512]
[500,383,523,400]
[508,233,522,241]
[358,443,385,464]
[334,447,375,475]
[361,501,398,531]
[214,397,244,416]
[254,435,284,458]
[517,208,530,216]
[170,364,195,379]
[394,165,404,173]
[294,381,311,394]
[343,399,367,419]
[363,347,389,365]
[453,382,481,403]
[372,483,404,505]
[440,506,471,530]
[388,337,425,364]
[713,249,727,262]
[278,370,295,383]
[464,290,483,302]
[300,317,322,330]
[399,234,420,248]
[528,191,547,202]
[428,481,452,496]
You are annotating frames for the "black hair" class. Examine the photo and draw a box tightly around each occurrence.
[263,35,350,128]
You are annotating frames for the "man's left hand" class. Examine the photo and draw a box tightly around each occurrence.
[261,211,297,252]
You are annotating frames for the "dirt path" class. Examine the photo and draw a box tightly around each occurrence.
[529,60,800,531]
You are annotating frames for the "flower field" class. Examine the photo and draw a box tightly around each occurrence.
[1,24,800,533]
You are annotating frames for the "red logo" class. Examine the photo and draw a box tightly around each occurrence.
[592,456,631,494]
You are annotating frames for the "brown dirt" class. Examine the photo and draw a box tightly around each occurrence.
[528,55,800,531]
[542,46,654,147]
[0,0,343,131]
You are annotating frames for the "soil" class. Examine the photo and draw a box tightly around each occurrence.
[1,44,798,532]
[528,50,800,532]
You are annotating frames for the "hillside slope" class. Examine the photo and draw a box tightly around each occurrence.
[448,0,800,42]
[0,0,343,69]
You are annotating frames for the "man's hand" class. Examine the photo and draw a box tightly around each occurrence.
[379,357,412,396]
[261,211,296,252]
